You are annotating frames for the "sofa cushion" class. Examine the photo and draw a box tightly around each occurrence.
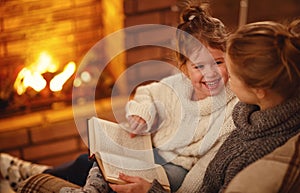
[225,133,300,193]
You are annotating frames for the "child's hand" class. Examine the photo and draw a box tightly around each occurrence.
[127,115,147,137]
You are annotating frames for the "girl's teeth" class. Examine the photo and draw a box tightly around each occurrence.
[207,81,217,86]
[205,79,220,89]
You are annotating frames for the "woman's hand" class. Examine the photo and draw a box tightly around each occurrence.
[109,173,152,193]
[127,115,147,137]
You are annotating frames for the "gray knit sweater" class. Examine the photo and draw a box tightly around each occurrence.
[200,92,300,193]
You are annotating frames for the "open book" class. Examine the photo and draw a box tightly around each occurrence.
[87,116,170,192]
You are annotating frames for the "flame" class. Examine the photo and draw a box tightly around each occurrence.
[50,61,76,92]
[14,52,76,95]
[14,52,57,95]
[35,52,58,73]
[14,68,47,95]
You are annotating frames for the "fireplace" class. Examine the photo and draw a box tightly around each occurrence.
[0,0,180,167]
[0,0,127,118]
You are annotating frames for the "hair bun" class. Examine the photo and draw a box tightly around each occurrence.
[289,19,300,37]
[288,19,300,50]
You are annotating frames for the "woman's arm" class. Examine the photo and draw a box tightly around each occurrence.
[109,173,168,193]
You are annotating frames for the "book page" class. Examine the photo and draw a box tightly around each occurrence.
[96,153,169,187]
[88,117,154,167]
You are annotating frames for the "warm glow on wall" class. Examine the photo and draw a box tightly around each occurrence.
[102,0,127,94]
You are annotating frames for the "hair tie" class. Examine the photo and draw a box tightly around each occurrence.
[188,15,196,21]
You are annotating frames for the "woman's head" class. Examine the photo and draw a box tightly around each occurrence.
[227,19,300,102]
[176,6,229,99]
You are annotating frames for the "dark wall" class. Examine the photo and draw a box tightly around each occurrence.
[209,0,300,31]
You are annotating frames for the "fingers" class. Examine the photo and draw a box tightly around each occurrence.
[109,183,129,193]
[130,133,137,138]
[109,173,151,193]
[128,117,139,129]
[128,116,147,135]
[108,174,139,193]
[118,173,140,183]
[132,122,147,135]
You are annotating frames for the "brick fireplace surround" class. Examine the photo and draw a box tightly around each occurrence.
[1,0,300,173]
[0,0,180,167]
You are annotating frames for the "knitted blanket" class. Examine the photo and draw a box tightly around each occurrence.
[17,174,80,193]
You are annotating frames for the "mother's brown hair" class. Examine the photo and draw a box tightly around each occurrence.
[227,19,300,99]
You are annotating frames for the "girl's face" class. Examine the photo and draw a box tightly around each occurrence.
[186,46,228,100]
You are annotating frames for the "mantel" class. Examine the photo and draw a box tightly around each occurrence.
[0,96,128,133]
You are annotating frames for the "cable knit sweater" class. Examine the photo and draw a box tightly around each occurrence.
[126,73,238,191]
[200,92,300,193]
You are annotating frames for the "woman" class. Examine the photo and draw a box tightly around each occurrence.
[200,19,300,192]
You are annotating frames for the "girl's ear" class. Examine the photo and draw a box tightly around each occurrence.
[252,88,266,99]
[181,65,189,77]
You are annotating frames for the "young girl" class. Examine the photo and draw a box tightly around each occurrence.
[199,19,300,193]
[62,5,237,193]
[108,6,238,193]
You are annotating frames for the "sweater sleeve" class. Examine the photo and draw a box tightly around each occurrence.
[125,83,160,132]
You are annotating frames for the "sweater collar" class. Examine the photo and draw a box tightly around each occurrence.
[232,92,300,139]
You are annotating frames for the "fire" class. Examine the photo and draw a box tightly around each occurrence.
[50,61,76,92]
[14,68,47,94]
[14,52,76,95]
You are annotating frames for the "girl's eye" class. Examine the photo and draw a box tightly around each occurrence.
[215,60,224,65]
[194,64,204,69]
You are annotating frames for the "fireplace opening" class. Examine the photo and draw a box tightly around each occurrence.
[0,0,125,118]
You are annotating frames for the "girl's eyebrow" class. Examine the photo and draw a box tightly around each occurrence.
[190,63,197,67]
[214,57,225,61]
[191,62,204,66]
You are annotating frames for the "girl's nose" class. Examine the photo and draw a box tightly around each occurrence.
[201,64,218,77]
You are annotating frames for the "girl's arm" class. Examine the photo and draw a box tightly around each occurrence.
[126,82,161,133]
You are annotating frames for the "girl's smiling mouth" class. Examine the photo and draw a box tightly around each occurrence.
[202,78,222,90]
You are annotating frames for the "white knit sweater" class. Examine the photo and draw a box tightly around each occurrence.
[126,73,237,185]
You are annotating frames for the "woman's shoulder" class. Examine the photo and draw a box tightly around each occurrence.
[224,132,300,193]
